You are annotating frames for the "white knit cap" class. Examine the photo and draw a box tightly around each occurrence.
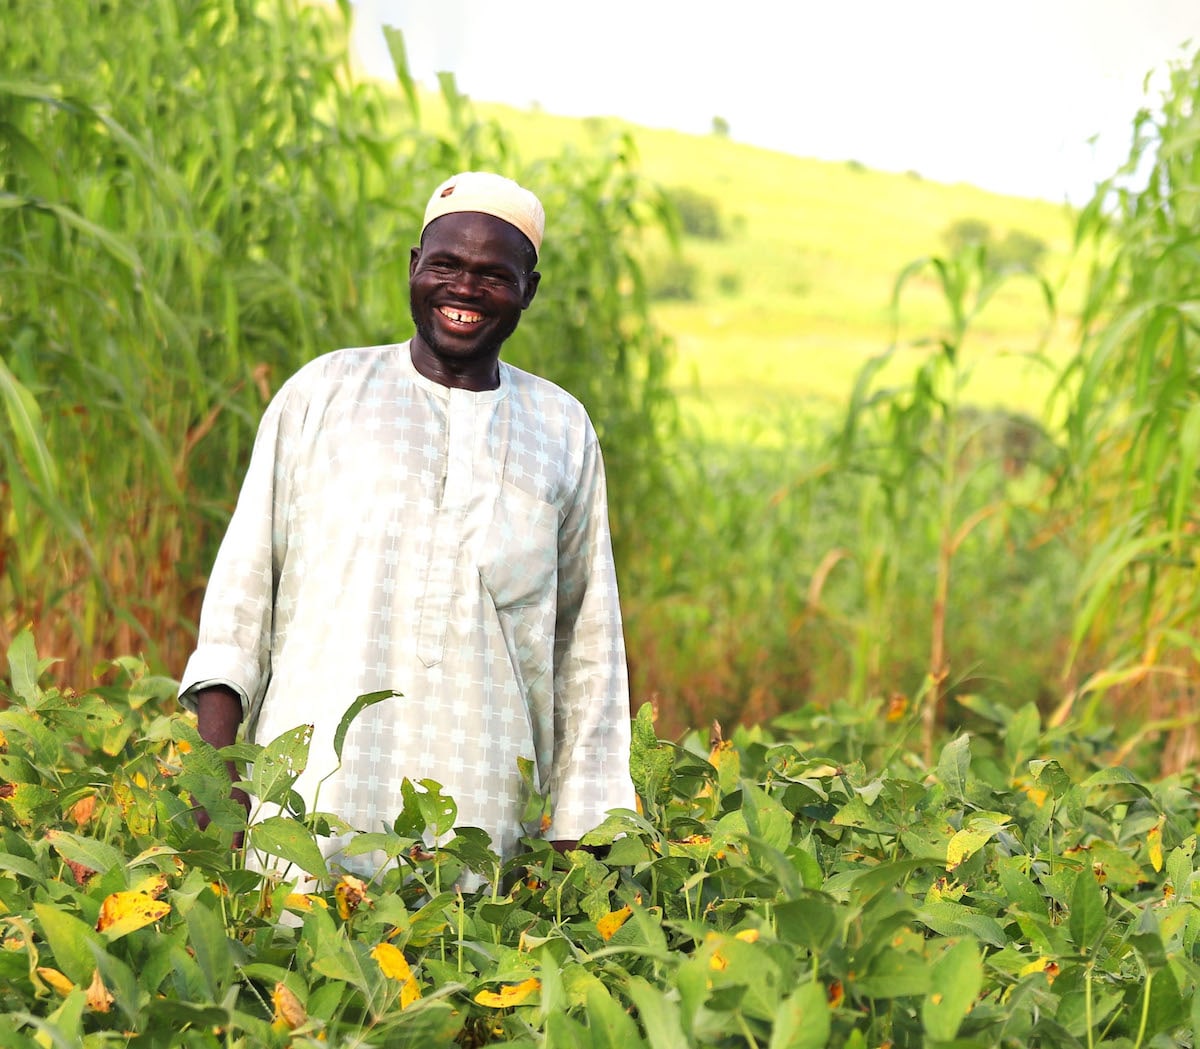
[421,171,545,259]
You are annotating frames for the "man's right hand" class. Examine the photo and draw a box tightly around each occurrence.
[194,685,251,845]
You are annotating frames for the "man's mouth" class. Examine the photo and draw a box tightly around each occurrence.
[438,306,484,325]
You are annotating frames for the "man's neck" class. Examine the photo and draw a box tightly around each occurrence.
[409,339,501,391]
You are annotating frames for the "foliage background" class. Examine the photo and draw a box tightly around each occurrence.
[2,0,1200,768]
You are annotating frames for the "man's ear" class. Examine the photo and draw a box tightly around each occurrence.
[409,245,421,278]
[521,270,541,309]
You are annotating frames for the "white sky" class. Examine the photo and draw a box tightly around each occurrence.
[350,1,1200,203]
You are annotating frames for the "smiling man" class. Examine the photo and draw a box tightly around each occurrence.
[178,172,635,880]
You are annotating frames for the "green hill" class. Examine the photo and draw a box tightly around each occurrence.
[432,95,1085,434]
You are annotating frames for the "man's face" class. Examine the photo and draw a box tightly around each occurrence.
[409,211,540,369]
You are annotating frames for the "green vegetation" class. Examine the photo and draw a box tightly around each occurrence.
[3,3,1200,1040]
[0,0,672,679]
[2,632,1197,1046]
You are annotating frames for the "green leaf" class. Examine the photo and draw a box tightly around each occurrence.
[854,947,932,999]
[774,895,839,954]
[0,358,59,501]
[921,938,982,1041]
[1079,766,1151,796]
[381,25,420,121]
[312,938,371,995]
[0,850,42,881]
[0,781,58,824]
[586,981,644,1048]
[5,629,40,704]
[741,782,793,852]
[936,734,972,801]
[626,975,685,1046]
[248,815,329,879]
[87,940,143,1026]
[250,723,313,806]
[769,980,830,1049]
[183,892,235,998]
[33,903,105,987]
[997,857,1047,918]
[44,831,125,880]
[0,709,60,765]
[831,795,897,834]
[1004,703,1040,768]
[918,901,1006,947]
[629,703,673,806]
[517,755,550,827]
[332,690,397,766]
[1068,865,1107,953]
[414,778,457,838]
[1029,758,1072,799]
[443,826,500,875]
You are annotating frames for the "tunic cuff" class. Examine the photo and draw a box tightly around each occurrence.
[177,644,259,718]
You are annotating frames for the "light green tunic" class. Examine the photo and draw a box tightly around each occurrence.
[179,342,634,876]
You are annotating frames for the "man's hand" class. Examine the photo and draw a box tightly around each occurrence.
[194,685,250,845]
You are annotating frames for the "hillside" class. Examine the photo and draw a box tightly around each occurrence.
[421,94,1086,433]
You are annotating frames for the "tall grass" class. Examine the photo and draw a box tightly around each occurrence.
[1048,47,1200,769]
[0,0,673,684]
[627,46,1200,770]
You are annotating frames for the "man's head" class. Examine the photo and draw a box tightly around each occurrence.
[409,172,544,388]
[421,171,544,263]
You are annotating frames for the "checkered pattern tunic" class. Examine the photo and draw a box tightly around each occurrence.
[178,342,635,873]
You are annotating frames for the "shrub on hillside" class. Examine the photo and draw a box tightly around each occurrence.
[668,185,726,240]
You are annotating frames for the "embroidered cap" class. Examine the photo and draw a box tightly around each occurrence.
[421,171,545,260]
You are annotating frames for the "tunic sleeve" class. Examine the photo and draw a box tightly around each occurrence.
[177,378,302,720]
[545,429,636,840]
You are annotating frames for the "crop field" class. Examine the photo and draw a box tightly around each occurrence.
[2,630,1198,1046]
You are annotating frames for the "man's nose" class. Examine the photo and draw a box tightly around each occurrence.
[447,268,483,296]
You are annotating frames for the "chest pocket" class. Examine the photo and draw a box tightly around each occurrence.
[478,482,559,609]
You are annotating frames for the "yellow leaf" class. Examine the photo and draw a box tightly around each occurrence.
[1148,817,1165,873]
[371,943,421,1008]
[474,977,541,1008]
[1017,780,1049,807]
[1018,956,1059,984]
[945,828,992,872]
[334,875,368,920]
[272,981,305,1030]
[131,873,169,899]
[37,967,75,997]
[96,891,171,938]
[285,893,327,913]
[710,949,728,971]
[86,969,114,1013]
[596,905,632,941]
[70,795,97,828]
[735,929,760,943]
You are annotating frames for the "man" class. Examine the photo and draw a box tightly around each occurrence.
[178,171,635,877]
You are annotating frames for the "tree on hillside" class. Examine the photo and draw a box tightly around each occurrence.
[942,217,1046,272]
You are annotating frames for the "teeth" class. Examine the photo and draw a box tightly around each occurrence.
[440,306,482,324]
